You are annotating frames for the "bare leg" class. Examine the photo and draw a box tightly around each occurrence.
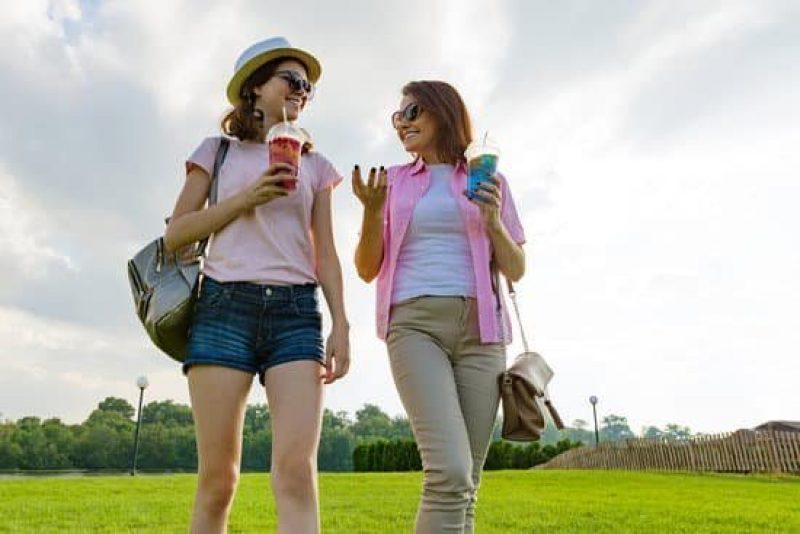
[264,360,325,534]
[188,366,253,534]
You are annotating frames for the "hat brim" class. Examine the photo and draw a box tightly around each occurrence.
[226,47,322,105]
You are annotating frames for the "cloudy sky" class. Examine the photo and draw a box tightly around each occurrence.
[1,0,798,434]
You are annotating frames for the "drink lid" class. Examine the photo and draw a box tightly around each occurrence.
[464,134,500,159]
[267,121,303,141]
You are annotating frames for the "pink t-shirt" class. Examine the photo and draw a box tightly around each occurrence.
[186,136,342,285]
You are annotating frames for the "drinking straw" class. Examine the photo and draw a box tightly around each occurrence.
[283,105,288,125]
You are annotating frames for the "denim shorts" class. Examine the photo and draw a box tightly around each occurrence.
[184,277,325,384]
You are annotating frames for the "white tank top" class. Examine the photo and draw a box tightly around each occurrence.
[391,164,476,304]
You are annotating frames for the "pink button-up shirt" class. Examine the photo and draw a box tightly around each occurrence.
[375,158,526,344]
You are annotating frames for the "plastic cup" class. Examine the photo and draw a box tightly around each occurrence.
[267,122,303,190]
[464,136,500,202]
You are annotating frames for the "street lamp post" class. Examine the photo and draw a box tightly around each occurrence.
[589,396,599,446]
[130,376,149,476]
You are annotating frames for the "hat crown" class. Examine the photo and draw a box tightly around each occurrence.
[234,36,292,73]
[226,36,320,104]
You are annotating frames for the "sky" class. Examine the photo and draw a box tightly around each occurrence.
[1,0,798,434]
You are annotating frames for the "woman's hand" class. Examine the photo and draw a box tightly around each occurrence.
[236,162,297,211]
[323,323,351,385]
[352,166,387,214]
[467,175,502,229]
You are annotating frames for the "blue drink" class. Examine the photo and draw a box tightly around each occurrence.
[467,153,498,202]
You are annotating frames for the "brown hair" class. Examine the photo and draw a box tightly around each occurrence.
[221,57,313,148]
[402,81,473,164]
[221,59,280,142]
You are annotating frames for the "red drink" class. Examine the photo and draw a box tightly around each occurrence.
[267,122,304,190]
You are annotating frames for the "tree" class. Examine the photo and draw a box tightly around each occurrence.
[538,422,563,445]
[572,419,588,430]
[642,426,664,439]
[600,414,634,441]
[244,404,270,434]
[73,424,129,469]
[318,410,355,471]
[389,416,413,439]
[40,418,75,469]
[137,423,197,470]
[142,400,193,427]
[352,443,367,471]
[563,420,594,445]
[97,397,135,420]
[352,404,394,441]
[242,428,271,471]
[663,424,692,440]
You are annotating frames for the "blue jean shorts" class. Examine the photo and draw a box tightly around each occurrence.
[184,277,325,384]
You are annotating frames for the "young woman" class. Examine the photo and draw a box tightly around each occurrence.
[164,37,350,534]
[353,81,525,534]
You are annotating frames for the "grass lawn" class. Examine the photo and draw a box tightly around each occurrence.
[1,470,798,533]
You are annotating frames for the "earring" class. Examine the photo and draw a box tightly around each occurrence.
[247,94,263,121]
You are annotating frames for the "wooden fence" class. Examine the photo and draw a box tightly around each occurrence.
[540,429,800,473]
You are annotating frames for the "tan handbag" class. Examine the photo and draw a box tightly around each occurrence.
[497,277,565,441]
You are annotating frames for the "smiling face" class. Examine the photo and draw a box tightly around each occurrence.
[393,94,440,163]
[253,59,310,124]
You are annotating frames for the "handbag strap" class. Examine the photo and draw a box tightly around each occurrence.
[197,137,230,257]
[491,261,531,353]
[505,278,531,354]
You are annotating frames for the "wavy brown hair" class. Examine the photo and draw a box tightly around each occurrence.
[221,59,280,142]
[402,81,473,164]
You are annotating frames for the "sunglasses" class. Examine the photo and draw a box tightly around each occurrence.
[391,102,423,128]
[275,70,315,99]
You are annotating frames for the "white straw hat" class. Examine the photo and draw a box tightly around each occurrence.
[226,36,321,105]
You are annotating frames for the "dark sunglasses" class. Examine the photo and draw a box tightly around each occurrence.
[391,102,423,127]
[275,70,315,99]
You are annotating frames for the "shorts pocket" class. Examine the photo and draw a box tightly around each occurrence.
[197,279,230,311]
[294,293,320,317]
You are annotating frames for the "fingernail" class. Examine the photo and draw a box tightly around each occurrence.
[370,167,376,173]
[379,165,385,171]
[354,164,359,170]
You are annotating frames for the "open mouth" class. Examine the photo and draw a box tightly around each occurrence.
[403,129,420,142]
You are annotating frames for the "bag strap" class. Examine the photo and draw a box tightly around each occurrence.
[496,267,565,429]
[197,137,230,257]
[491,261,531,353]
[505,278,531,354]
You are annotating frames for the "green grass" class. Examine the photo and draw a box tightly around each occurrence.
[1,470,798,533]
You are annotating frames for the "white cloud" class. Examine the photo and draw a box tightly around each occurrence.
[0,169,75,278]
[436,0,512,111]
[0,1,798,433]
[0,306,113,355]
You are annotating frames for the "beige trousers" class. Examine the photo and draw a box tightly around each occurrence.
[387,297,506,534]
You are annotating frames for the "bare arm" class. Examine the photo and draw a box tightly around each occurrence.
[487,218,526,282]
[163,162,296,253]
[470,175,526,281]
[352,166,387,282]
[312,187,350,384]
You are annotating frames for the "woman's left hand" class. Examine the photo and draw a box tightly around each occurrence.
[323,324,350,385]
[467,175,502,228]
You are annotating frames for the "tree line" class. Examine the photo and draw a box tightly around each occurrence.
[0,397,694,471]
[352,438,581,472]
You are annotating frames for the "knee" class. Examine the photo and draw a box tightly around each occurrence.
[271,452,316,500]
[198,466,239,513]
[424,457,474,498]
